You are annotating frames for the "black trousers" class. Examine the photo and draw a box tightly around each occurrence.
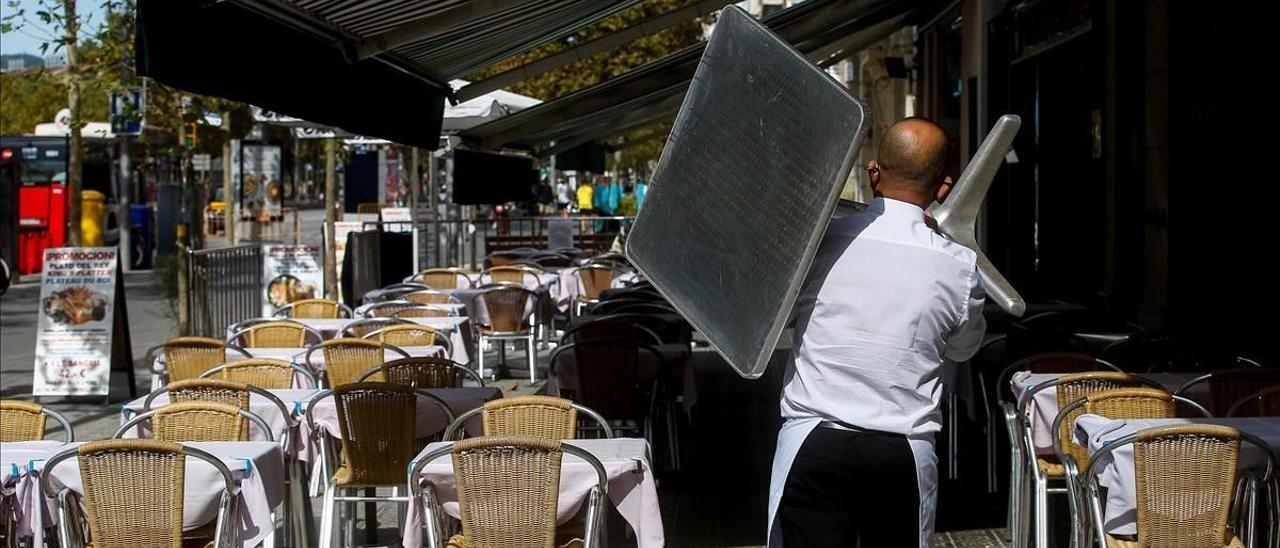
[778,424,921,547]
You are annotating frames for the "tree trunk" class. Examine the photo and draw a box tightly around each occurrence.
[323,138,338,300]
[64,0,83,246]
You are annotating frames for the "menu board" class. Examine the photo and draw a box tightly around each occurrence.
[32,248,119,396]
[262,245,323,315]
[237,143,284,216]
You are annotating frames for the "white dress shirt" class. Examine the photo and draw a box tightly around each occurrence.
[767,196,986,547]
[781,196,987,435]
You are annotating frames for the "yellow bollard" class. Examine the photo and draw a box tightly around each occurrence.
[80,190,107,246]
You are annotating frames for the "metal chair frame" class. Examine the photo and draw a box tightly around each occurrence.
[39,442,238,548]
[408,437,609,548]
[1082,427,1275,548]
[304,385,455,548]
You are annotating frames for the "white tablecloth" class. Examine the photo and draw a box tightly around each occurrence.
[1010,371,1197,455]
[558,269,636,310]
[297,317,472,364]
[1073,416,1280,535]
[298,387,502,463]
[121,389,320,453]
[32,441,284,548]
[152,345,447,391]
[0,440,66,541]
[151,347,311,391]
[353,302,467,318]
[403,438,663,548]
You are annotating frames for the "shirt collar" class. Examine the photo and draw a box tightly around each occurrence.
[869,197,926,219]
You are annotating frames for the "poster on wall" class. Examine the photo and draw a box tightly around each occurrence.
[262,245,323,315]
[32,248,120,396]
[239,143,284,217]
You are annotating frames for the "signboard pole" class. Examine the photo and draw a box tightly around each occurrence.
[109,254,136,401]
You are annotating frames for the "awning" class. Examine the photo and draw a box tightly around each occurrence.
[135,0,637,149]
[462,0,918,155]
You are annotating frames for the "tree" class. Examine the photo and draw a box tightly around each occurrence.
[469,0,706,169]
[3,0,96,244]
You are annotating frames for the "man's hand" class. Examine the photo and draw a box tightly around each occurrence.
[923,209,939,232]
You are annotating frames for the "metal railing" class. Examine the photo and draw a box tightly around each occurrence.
[184,244,262,337]
[421,215,633,270]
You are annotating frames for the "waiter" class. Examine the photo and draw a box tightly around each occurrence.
[768,117,987,547]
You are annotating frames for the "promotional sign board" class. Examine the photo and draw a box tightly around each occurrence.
[32,248,130,396]
[237,143,284,217]
[380,207,412,233]
[262,245,322,315]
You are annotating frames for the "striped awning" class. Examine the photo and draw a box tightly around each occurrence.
[461,0,918,155]
[135,0,638,148]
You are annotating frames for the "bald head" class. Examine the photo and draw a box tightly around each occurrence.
[876,117,949,196]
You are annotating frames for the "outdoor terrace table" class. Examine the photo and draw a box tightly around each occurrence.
[151,345,447,390]
[403,437,662,548]
[298,386,503,464]
[1010,371,1199,455]
[120,388,320,450]
[1073,415,1280,536]
[20,440,284,548]
[353,301,467,318]
[295,317,473,364]
[0,440,66,542]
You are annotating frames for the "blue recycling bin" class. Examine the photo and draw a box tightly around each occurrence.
[130,204,154,269]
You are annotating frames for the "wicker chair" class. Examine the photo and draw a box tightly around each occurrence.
[570,264,616,315]
[1226,386,1280,417]
[39,440,236,548]
[529,253,576,269]
[140,379,292,443]
[230,320,321,348]
[364,325,453,357]
[1016,371,1158,548]
[275,298,352,319]
[487,251,522,268]
[1050,388,1211,546]
[999,352,1120,548]
[411,268,473,290]
[340,317,409,338]
[364,300,422,318]
[1082,424,1269,548]
[357,357,484,389]
[409,435,608,548]
[476,283,539,383]
[114,401,273,442]
[484,266,533,286]
[157,336,250,383]
[442,395,614,441]
[305,382,455,548]
[562,316,663,346]
[548,341,662,443]
[0,400,73,442]
[1175,368,1280,417]
[199,358,318,389]
[404,290,460,306]
[306,338,410,388]
[394,305,453,319]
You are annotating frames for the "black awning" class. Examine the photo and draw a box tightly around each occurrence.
[463,0,918,153]
[137,0,447,148]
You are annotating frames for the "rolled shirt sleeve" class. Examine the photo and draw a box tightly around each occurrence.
[943,266,987,363]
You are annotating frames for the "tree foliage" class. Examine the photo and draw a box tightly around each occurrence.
[469,0,708,102]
